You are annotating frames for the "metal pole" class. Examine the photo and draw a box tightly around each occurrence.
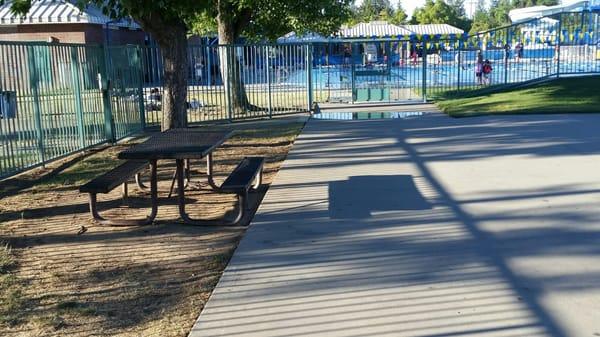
[135,46,146,129]
[504,45,509,85]
[266,46,272,118]
[351,42,355,103]
[70,46,86,149]
[457,49,462,91]
[306,44,313,112]
[557,13,562,78]
[225,45,233,121]
[101,38,115,142]
[27,45,45,163]
[422,43,427,102]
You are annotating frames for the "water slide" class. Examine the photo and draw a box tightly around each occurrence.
[509,0,598,23]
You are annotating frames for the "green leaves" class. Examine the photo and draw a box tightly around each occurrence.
[412,0,471,31]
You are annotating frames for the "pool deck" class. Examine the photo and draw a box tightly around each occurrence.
[189,105,600,337]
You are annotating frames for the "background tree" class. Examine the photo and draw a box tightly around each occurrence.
[446,0,472,31]
[512,0,559,7]
[352,0,395,22]
[390,2,408,25]
[489,0,514,27]
[410,0,471,32]
[469,0,494,33]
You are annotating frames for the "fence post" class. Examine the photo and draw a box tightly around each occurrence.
[351,42,356,103]
[27,45,46,164]
[135,46,146,130]
[266,46,273,118]
[306,44,313,112]
[100,44,116,143]
[557,14,562,78]
[504,43,509,85]
[70,46,86,149]
[457,50,461,91]
[225,45,233,121]
[422,44,427,102]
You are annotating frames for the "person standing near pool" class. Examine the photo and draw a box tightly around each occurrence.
[475,50,484,85]
[483,59,493,85]
[515,42,523,63]
[504,43,511,64]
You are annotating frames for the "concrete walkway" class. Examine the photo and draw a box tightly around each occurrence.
[189,106,600,337]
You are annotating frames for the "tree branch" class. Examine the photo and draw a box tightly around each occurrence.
[233,7,253,38]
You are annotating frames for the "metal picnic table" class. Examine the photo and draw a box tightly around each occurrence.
[118,128,234,225]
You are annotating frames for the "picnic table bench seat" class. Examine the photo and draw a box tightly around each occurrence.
[203,156,265,226]
[221,157,265,193]
[79,160,157,226]
[80,160,148,194]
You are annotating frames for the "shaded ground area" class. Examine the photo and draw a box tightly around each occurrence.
[191,109,600,337]
[0,115,307,337]
[436,75,600,117]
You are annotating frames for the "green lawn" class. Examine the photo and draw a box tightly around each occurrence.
[436,76,600,117]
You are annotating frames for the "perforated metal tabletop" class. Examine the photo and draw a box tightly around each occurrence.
[118,129,233,160]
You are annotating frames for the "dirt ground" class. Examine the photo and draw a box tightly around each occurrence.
[0,115,307,337]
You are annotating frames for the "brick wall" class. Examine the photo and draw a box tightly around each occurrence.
[0,24,87,43]
[0,23,145,45]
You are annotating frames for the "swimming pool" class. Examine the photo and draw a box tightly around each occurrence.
[286,59,600,89]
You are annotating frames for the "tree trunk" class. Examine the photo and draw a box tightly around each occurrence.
[136,15,188,130]
[217,2,251,115]
[159,28,189,130]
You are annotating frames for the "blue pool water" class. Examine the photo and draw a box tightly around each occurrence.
[285,60,600,88]
[313,111,428,120]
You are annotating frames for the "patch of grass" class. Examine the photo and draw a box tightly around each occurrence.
[436,76,600,117]
[32,149,124,192]
[0,243,15,273]
[0,242,25,327]
[56,301,97,316]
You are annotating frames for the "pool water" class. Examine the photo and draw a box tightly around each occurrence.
[285,60,600,88]
[312,111,428,120]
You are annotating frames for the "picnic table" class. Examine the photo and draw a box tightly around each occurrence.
[80,128,264,227]
[118,129,234,225]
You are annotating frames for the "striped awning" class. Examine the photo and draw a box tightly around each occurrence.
[277,31,331,43]
[402,24,464,36]
[339,21,413,38]
[0,0,140,29]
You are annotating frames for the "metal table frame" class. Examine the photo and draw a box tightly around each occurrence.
[118,129,236,226]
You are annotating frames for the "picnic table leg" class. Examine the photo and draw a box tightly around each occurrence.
[206,153,222,191]
[176,158,244,226]
[89,159,158,226]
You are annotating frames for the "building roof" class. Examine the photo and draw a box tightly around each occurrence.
[277,31,330,43]
[338,21,464,39]
[338,21,413,38]
[402,24,464,36]
[0,0,140,29]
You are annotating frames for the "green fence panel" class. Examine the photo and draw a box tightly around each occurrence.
[107,45,144,140]
[0,41,110,179]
